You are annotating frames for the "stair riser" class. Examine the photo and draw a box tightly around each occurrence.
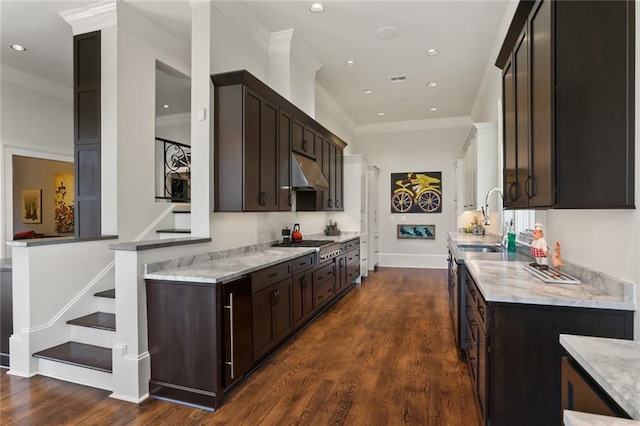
[173,213,191,229]
[70,326,116,348]
[158,232,191,239]
[37,358,112,391]
[97,297,115,314]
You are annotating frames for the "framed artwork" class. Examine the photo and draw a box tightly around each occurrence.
[54,173,75,233]
[21,189,42,224]
[397,224,435,240]
[391,171,442,213]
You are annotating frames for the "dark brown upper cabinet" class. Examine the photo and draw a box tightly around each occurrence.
[212,70,346,212]
[497,0,634,209]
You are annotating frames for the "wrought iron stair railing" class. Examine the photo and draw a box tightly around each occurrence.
[155,137,191,202]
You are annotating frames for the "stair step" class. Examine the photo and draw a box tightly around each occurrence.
[33,342,112,373]
[67,312,115,331]
[94,289,115,299]
[172,210,191,214]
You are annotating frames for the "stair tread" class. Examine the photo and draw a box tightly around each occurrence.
[67,312,115,331]
[94,289,115,299]
[33,342,112,373]
[172,210,191,214]
[156,228,191,233]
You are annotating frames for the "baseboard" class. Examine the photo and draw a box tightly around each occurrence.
[37,357,113,391]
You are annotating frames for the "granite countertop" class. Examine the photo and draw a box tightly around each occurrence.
[560,335,640,420]
[144,246,316,283]
[464,260,634,310]
[448,232,634,310]
[143,232,361,284]
[564,410,640,426]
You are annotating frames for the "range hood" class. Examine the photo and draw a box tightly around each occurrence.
[291,153,329,191]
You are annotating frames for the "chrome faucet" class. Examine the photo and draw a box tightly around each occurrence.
[482,187,504,226]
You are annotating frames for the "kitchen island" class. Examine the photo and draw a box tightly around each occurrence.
[447,232,635,426]
[143,233,362,410]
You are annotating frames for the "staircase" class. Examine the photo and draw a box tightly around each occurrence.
[156,205,191,239]
[33,289,115,390]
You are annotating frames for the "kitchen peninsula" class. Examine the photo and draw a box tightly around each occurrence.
[448,233,635,426]
[143,233,361,410]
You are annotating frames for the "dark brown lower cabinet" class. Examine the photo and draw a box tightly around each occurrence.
[222,276,253,391]
[461,268,634,426]
[252,277,293,362]
[561,356,630,420]
[292,268,314,330]
[146,279,222,410]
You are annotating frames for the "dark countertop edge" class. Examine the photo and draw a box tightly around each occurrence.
[9,235,118,247]
[110,237,212,251]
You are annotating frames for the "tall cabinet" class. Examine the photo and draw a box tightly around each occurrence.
[367,166,380,272]
[342,155,369,279]
[462,123,499,211]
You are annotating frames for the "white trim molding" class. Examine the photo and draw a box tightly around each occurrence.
[355,116,473,136]
[59,0,117,35]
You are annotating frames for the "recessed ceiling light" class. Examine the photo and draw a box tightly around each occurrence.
[162,104,170,109]
[377,112,385,116]
[429,107,438,112]
[10,44,26,52]
[376,26,399,40]
[363,89,372,94]
[309,3,324,13]
[425,49,438,56]
[345,60,356,67]
[427,82,437,88]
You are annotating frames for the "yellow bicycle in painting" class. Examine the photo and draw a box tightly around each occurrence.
[392,173,441,213]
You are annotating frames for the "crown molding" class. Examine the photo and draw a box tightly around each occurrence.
[315,82,356,135]
[354,116,473,135]
[1,65,72,101]
[59,0,117,35]
[156,113,191,127]
[213,2,271,52]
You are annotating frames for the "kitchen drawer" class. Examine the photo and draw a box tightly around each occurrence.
[292,253,315,274]
[252,261,292,293]
[314,262,335,287]
[346,249,360,266]
[314,281,334,309]
[346,238,359,251]
[346,263,360,283]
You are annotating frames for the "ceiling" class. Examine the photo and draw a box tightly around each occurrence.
[0,0,511,126]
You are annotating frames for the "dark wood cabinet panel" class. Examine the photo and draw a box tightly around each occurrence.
[335,254,347,294]
[279,110,293,210]
[252,277,293,362]
[334,146,343,210]
[499,0,634,210]
[292,118,317,159]
[222,276,253,391]
[73,31,101,237]
[292,268,314,329]
[561,356,630,419]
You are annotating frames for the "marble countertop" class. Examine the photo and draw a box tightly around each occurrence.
[560,335,640,420]
[143,233,361,284]
[144,246,316,284]
[465,260,634,310]
[564,410,640,426]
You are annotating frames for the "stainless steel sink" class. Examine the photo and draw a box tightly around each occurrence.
[456,244,504,253]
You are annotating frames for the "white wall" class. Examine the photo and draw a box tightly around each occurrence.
[351,124,469,269]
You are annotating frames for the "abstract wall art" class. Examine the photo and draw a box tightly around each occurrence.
[391,171,442,213]
[21,189,42,224]
[54,173,75,233]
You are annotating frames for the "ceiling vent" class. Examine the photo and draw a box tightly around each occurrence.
[389,74,408,83]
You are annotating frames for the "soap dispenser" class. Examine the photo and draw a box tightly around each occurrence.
[507,220,516,253]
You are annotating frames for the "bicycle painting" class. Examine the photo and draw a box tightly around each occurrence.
[390,171,442,213]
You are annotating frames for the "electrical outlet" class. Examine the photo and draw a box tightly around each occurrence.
[390,215,395,221]
[400,216,406,222]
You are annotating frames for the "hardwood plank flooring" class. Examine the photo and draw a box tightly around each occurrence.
[1,268,481,425]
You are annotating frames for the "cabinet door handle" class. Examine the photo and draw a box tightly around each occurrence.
[301,139,308,151]
[301,274,309,289]
[224,293,235,378]
[508,182,517,202]
[336,200,340,208]
[525,176,532,198]
[288,194,293,207]
[328,199,333,208]
[276,290,280,305]
[271,291,277,306]
[268,272,278,278]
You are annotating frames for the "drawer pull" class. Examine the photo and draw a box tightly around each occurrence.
[268,272,278,278]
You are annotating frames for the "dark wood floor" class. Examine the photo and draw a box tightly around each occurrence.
[1,268,481,425]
